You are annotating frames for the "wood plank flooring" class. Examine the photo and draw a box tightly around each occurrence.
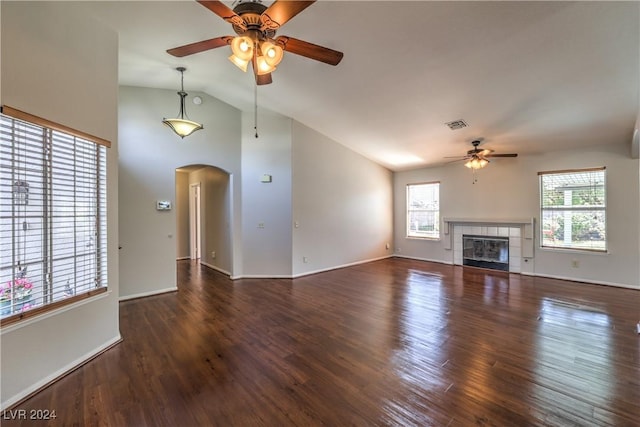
[4,258,640,426]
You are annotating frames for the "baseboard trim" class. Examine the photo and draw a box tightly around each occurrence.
[119,287,178,301]
[291,255,394,279]
[230,255,395,280]
[176,256,190,261]
[200,262,231,276]
[395,255,637,290]
[232,274,293,279]
[520,271,638,290]
[393,254,453,265]
[1,335,123,410]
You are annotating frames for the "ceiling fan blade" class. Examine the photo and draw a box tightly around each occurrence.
[167,36,233,57]
[261,1,316,31]
[197,1,246,30]
[276,36,344,66]
[486,153,518,158]
[444,158,467,164]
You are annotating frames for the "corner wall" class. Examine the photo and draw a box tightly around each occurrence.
[292,122,394,276]
[0,2,120,408]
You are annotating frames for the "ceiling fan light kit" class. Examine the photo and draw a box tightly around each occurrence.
[444,139,518,181]
[162,67,204,139]
[464,157,489,170]
[167,0,344,85]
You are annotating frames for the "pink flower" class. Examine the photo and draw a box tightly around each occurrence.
[2,277,34,300]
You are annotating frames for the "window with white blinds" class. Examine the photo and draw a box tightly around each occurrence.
[539,168,606,252]
[0,109,108,324]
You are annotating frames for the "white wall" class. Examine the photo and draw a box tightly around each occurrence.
[394,143,640,289]
[292,121,394,276]
[175,171,190,259]
[240,111,293,277]
[0,2,120,408]
[118,86,241,298]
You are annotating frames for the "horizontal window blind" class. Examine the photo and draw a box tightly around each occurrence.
[539,168,606,252]
[0,109,107,324]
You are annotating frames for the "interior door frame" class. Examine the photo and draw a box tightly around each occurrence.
[189,182,201,260]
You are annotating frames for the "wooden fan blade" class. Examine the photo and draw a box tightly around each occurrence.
[486,153,518,158]
[276,36,344,66]
[197,1,246,30]
[444,158,467,164]
[261,1,315,31]
[167,36,233,57]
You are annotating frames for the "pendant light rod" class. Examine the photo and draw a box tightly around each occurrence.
[177,66,187,119]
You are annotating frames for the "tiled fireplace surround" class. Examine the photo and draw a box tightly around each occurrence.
[442,218,535,274]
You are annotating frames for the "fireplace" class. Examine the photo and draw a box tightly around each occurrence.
[463,235,509,271]
[443,217,534,273]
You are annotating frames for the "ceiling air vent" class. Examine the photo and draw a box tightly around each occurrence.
[445,119,468,130]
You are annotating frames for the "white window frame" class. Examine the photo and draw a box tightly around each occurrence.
[539,167,606,252]
[406,182,440,239]
[1,106,109,326]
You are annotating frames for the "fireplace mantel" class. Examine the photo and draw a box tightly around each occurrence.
[441,217,535,258]
[442,217,534,235]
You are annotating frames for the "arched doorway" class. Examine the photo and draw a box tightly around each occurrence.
[175,165,233,275]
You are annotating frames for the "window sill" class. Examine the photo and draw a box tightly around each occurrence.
[406,236,441,241]
[0,287,109,332]
[539,246,609,255]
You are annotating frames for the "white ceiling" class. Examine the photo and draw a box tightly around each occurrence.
[76,1,639,171]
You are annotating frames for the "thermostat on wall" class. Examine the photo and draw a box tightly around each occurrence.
[260,174,272,183]
[157,200,172,210]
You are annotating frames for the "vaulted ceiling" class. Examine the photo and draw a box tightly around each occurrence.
[77,1,639,171]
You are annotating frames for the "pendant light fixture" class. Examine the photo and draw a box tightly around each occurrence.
[162,67,203,138]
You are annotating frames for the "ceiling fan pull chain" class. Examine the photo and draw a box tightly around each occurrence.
[254,78,259,138]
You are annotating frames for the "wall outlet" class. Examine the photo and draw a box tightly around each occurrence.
[211,251,216,259]
[303,256,309,263]
[385,243,390,250]
[258,222,265,228]
[571,259,579,268]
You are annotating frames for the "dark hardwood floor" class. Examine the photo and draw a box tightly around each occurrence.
[5,258,640,426]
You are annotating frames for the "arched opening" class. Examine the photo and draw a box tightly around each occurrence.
[175,164,233,276]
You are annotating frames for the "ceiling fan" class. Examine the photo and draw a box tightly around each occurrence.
[446,140,518,170]
[166,0,344,85]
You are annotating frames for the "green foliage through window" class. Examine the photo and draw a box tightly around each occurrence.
[407,182,440,239]
[539,169,606,251]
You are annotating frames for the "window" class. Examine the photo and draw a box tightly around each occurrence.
[407,182,440,239]
[539,168,606,252]
[0,107,109,325]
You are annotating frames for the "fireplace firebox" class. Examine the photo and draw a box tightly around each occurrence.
[463,235,509,271]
